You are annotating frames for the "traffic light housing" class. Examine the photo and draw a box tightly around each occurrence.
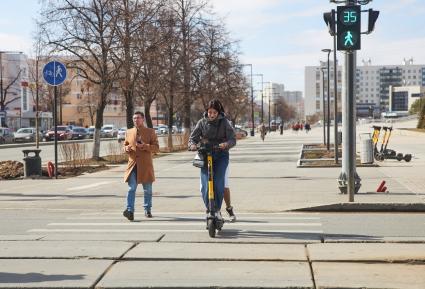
[337,5,361,51]
[323,9,336,36]
[367,9,380,34]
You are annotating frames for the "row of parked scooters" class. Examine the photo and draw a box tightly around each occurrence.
[372,126,412,162]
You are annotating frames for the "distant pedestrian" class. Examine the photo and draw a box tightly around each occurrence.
[279,122,283,135]
[260,123,267,141]
[122,111,159,221]
[305,123,311,133]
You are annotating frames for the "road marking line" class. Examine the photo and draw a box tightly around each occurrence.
[47,222,322,227]
[67,216,321,220]
[67,181,113,191]
[79,212,320,216]
[28,229,324,233]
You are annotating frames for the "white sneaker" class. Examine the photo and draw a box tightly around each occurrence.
[215,211,224,221]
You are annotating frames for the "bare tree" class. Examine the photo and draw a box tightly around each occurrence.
[276,98,296,123]
[78,80,97,126]
[111,0,165,129]
[39,0,120,159]
[0,65,22,112]
[170,0,208,136]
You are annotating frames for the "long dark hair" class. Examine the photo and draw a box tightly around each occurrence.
[206,99,224,114]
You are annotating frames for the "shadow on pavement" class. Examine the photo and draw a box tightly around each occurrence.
[215,229,382,242]
[0,272,85,283]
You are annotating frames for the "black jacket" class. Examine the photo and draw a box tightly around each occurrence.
[188,113,236,149]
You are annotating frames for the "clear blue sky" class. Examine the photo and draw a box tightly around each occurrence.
[2,0,425,93]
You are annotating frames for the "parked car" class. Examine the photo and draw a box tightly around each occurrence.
[235,127,248,138]
[117,127,127,142]
[44,126,73,141]
[0,127,14,144]
[71,127,89,139]
[157,125,168,135]
[13,127,39,143]
[100,124,118,138]
[87,126,95,138]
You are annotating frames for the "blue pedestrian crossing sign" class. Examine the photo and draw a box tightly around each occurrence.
[43,61,67,86]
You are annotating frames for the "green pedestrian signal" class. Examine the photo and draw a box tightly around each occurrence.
[337,5,361,51]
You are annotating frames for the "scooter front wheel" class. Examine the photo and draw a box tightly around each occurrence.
[207,219,216,238]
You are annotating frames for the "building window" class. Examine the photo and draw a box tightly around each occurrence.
[392,91,408,111]
[316,100,320,110]
[22,87,28,111]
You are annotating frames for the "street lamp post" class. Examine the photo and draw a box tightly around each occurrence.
[253,74,264,124]
[322,49,331,151]
[320,67,327,146]
[241,64,255,136]
[265,84,275,131]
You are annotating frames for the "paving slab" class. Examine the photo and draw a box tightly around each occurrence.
[40,233,163,242]
[0,241,133,259]
[313,262,425,289]
[160,231,322,244]
[308,243,425,262]
[0,259,112,288]
[324,235,425,243]
[124,242,307,261]
[0,235,43,241]
[97,260,313,288]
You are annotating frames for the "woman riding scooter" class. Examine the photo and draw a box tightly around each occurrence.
[189,99,236,224]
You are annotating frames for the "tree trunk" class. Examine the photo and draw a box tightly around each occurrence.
[125,89,134,129]
[167,93,174,151]
[144,100,153,128]
[418,101,425,129]
[92,90,106,160]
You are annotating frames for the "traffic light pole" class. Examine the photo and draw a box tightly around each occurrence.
[337,0,361,200]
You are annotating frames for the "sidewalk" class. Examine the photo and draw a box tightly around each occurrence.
[1,122,425,288]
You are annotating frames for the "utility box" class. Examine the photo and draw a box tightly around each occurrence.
[360,133,374,164]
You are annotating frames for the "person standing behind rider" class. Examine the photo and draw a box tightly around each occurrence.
[189,99,236,220]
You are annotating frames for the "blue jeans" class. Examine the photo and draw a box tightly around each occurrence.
[200,151,229,211]
[126,167,153,212]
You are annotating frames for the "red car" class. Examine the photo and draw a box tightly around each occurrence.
[44,126,73,141]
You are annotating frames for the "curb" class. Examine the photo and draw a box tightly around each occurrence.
[292,203,425,212]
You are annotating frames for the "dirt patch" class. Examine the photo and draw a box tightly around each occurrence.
[0,152,170,180]
[0,161,24,180]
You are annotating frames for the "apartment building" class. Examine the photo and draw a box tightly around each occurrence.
[304,58,425,119]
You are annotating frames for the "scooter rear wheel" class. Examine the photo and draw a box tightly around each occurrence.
[207,219,216,238]
[376,153,385,162]
[396,153,404,161]
[404,154,412,162]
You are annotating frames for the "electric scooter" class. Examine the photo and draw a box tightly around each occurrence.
[197,143,224,238]
[372,125,381,160]
[375,126,412,162]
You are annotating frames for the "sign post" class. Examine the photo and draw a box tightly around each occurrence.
[42,61,67,179]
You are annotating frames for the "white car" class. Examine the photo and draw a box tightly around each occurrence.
[158,125,168,135]
[100,124,118,138]
[117,127,127,142]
